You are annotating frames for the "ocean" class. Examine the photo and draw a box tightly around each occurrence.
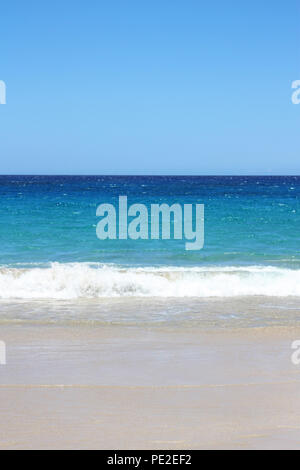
[0,175,300,327]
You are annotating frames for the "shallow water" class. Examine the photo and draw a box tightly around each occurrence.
[0,296,299,328]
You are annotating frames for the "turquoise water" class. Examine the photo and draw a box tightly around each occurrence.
[1,175,300,266]
[0,175,300,300]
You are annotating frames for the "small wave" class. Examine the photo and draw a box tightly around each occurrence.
[0,262,300,299]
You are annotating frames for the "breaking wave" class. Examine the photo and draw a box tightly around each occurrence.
[0,262,300,299]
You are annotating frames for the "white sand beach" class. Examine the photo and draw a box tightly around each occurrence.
[0,323,300,449]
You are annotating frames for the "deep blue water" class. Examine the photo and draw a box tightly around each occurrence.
[0,175,300,268]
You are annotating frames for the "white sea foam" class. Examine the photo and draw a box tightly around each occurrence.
[0,262,300,299]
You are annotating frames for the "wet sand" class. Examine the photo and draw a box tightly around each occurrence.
[0,324,300,449]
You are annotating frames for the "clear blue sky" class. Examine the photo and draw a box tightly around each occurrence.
[0,1,299,174]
